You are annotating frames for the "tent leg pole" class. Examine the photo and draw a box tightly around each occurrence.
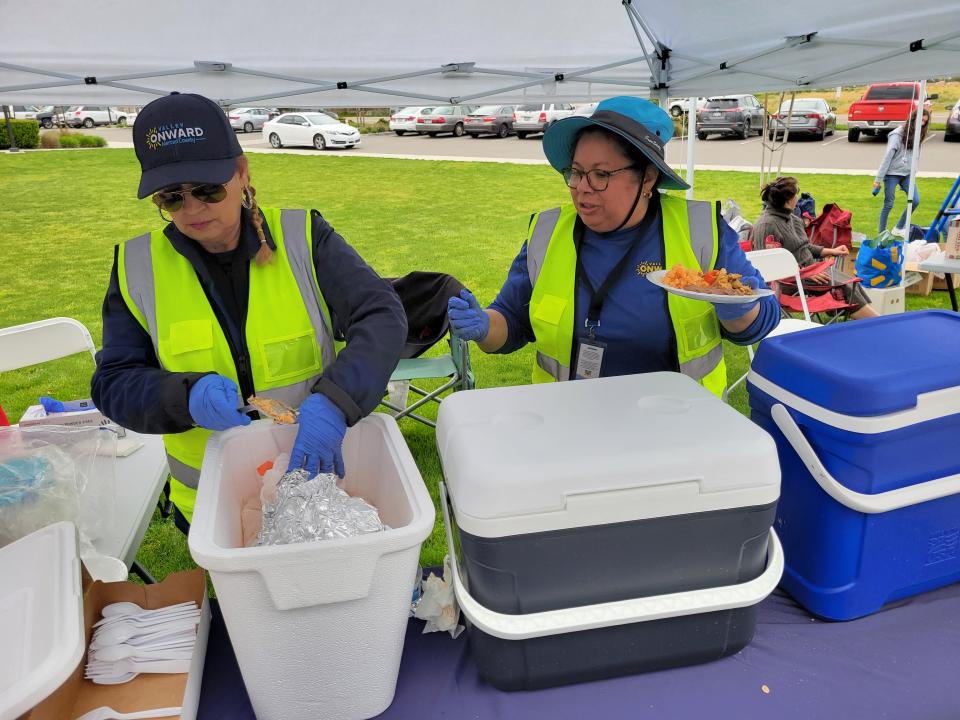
[686,96,696,199]
[3,106,18,152]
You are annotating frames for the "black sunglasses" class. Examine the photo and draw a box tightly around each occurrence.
[152,183,228,213]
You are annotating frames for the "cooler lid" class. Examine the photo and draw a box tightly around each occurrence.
[0,521,84,720]
[751,310,960,417]
[436,372,780,537]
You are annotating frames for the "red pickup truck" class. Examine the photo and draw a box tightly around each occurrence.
[847,82,931,142]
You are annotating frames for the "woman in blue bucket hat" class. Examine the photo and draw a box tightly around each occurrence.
[448,96,780,394]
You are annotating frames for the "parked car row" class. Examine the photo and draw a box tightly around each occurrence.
[387,102,578,139]
[3,104,137,128]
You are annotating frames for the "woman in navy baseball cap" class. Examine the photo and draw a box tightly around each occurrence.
[447,96,780,394]
[93,92,408,532]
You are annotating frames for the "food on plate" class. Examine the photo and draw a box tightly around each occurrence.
[247,396,298,424]
[662,264,756,296]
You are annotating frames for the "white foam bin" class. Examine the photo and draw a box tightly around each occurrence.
[188,415,434,720]
[0,521,84,720]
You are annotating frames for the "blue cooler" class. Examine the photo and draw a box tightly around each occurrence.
[748,310,960,620]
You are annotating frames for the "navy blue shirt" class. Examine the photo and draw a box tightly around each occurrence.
[489,196,780,376]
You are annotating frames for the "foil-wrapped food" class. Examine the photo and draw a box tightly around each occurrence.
[257,468,386,546]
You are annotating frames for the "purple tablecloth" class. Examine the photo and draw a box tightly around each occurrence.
[198,581,960,720]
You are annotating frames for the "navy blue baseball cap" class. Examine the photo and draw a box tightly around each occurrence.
[133,92,243,199]
[542,96,689,191]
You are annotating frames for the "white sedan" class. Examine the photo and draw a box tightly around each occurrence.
[262,112,361,150]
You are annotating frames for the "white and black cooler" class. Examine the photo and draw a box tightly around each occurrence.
[435,372,783,690]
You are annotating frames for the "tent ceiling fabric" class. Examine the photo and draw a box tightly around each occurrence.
[2,1,959,107]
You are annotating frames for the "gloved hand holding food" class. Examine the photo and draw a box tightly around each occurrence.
[287,393,347,477]
[188,374,252,431]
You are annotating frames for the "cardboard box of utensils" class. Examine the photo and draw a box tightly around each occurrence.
[23,567,210,720]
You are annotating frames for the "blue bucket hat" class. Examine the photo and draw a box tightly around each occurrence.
[542,96,689,191]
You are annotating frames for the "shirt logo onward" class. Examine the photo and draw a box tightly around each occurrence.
[146,123,207,150]
[636,261,663,276]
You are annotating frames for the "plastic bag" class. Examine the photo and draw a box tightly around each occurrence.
[412,556,464,639]
[855,231,904,288]
[721,198,741,223]
[0,425,117,551]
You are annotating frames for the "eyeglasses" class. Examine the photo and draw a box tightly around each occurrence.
[562,165,636,192]
[151,183,228,212]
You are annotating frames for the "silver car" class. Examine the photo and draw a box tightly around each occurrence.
[464,105,516,138]
[415,105,476,137]
[768,98,836,140]
[227,107,271,133]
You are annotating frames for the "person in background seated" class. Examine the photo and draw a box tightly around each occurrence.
[752,177,878,320]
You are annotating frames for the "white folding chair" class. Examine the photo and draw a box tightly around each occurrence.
[722,249,821,402]
[0,317,97,371]
[0,317,164,582]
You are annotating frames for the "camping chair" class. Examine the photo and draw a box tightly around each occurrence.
[0,317,164,583]
[722,249,820,402]
[761,236,861,324]
[378,272,475,428]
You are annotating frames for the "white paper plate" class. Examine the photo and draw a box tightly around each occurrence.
[645,269,774,304]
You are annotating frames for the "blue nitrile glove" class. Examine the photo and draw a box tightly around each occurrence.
[187,374,252,431]
[447,289,490,342]
[39,396,65,413]
[713,276,761,322]
[287,393,347,477]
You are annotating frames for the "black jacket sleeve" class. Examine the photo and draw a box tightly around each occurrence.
[309,211,407,425]
[90,247,208,434]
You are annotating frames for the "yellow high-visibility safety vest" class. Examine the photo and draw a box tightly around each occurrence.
[117,208,336,521]
[525,194,727,396]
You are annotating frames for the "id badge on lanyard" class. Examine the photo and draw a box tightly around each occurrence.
[575,327,606,380]
[574,228,640,380]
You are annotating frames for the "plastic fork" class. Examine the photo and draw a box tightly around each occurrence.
[73,705,181,720]
[94,608,199,629]
[91,644,195,662]
[91,617,200,646]
[85,657,192,676]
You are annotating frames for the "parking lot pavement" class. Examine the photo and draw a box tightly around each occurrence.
[71,126,960,175]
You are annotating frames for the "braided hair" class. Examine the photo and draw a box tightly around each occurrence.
[237,155,274,266]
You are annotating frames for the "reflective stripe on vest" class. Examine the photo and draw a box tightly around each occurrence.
[118,209,335,492]
[525,196,726,394]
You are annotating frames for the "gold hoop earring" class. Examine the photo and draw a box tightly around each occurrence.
[158,206,172,223]
[241,187,253,209]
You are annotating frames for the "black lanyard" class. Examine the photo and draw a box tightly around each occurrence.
[574,229,643,340]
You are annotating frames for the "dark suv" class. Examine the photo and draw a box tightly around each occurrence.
[696,95,765,139]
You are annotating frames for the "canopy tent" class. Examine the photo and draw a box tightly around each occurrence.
[2,1,960,108]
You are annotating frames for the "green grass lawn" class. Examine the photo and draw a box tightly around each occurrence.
[0,149,955,576]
